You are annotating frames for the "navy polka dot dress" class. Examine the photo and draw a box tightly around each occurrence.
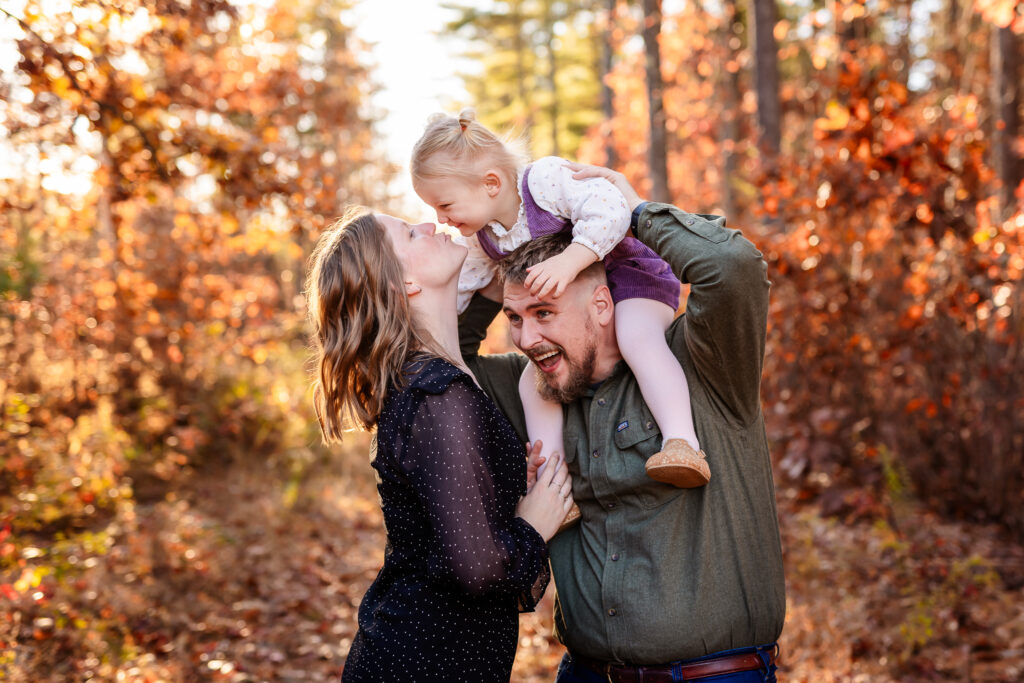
[342,357,550,683]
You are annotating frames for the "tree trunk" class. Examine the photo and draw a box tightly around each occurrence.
[641,0,670,202]
[940,0,963,90]
[992,23,1021,216]
[896,0,913,88]
[513,0,533,131]
[749,0,781,154]
[601,0,617,168]
[97,145,116,248]
[720,1,743,218]
[543,0,560,157]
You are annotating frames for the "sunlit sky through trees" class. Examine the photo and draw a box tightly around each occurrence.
[346,0,471,218]
[0,0,976,216]
[0,0,474,215]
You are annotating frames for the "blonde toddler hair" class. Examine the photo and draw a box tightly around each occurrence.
[410,108,528,186]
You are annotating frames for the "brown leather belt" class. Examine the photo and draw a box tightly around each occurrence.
[573,647,776,682]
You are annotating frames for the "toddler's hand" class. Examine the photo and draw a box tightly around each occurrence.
[524,253,578,298]
[524,243,599,298]
[525,440,546,491]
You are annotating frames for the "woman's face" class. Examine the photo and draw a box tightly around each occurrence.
[377,214,466,290]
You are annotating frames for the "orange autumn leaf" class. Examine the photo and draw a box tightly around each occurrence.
[815,100,851,132]
[883,123,916,153]
[975,0,1019,28]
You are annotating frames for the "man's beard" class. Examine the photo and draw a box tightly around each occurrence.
[534,337,597,404]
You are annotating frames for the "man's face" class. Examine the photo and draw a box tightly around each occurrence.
[503,280,598,404]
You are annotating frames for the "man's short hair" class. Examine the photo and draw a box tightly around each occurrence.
[497,232,606,286]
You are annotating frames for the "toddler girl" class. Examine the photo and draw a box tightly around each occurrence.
[410,110,710,519]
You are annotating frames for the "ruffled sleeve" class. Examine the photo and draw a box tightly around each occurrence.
[455,233,499,315]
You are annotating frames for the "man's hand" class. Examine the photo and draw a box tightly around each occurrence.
[524,243,599,298]
[564,161,644,211]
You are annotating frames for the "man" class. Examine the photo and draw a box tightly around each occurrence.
[459,164,785,682]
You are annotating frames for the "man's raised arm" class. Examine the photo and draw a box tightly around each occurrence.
[567,162,770,425]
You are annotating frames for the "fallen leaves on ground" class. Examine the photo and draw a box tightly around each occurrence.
[3,456,1023,682]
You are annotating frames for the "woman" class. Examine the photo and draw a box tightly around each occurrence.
[307,207,573,682]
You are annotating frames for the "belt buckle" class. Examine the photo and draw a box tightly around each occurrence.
[603,660,629,683]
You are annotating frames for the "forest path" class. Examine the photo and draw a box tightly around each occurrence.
[12,455,1021,682]
[171,457,1024,682]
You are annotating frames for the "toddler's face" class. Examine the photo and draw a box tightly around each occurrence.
[414,175,495,238]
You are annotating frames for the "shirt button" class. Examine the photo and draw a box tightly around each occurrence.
[645,420,655,430]
[645,219,652,227]
[606,502,617,510]
[607,608,617,617]
[611,553,620,561]
[592,450,600,458]
[597,398,606,406]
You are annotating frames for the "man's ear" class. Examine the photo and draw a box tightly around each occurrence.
[405,281,422,297]
[591,284,614,325]
[483,170,503,198]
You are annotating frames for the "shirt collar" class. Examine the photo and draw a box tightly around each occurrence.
[405,356,464,395]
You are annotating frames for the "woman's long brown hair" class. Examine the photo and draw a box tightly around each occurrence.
[306,208,436,442]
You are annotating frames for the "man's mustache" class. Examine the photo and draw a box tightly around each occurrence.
[526,345,563,363]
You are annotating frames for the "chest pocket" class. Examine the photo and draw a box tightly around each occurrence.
[612,409,687,509]
[612,410,660,452]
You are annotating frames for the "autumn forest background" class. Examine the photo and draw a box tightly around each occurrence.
[1,0,1023,680]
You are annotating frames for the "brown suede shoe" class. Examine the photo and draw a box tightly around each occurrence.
[556,502,582,535]
[645,438,711,488]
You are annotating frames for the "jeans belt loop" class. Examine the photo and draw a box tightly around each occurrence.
[757,650,770,679]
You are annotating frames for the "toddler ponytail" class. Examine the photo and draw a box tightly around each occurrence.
[412,109,527,185]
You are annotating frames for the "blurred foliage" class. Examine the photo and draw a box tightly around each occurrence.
[575,0,1024,540]
[0,0,1023,680]
[0,0,393,677]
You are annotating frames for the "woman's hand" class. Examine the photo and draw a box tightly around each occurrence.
[516,451,574,542]
[563,161,644,211]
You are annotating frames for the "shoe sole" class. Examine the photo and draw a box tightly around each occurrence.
[556,505,582,535]
[646,463,710,488]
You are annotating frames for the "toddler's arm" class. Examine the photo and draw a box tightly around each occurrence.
[523,156,631,297]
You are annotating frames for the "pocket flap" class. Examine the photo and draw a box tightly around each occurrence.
[612,411,660,450]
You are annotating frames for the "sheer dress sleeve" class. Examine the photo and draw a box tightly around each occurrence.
[396,374,550,611]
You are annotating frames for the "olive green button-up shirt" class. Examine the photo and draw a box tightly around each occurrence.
[459,203,786,665]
